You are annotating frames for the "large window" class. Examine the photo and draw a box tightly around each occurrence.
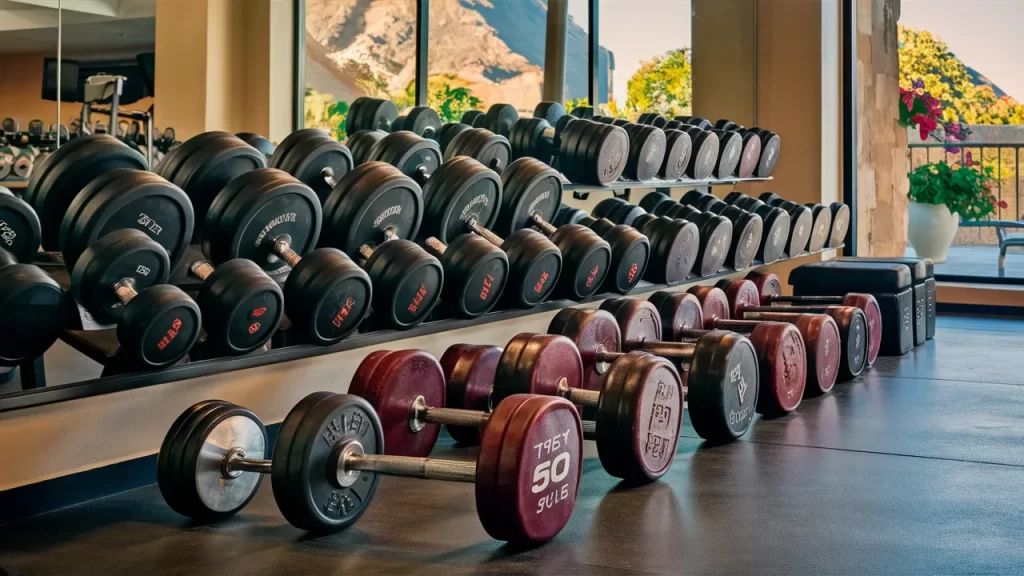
[596,0,692,120]
[427,0,548,120]
[304,0,417,139]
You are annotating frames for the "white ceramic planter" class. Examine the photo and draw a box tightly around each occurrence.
[907,201,959,263]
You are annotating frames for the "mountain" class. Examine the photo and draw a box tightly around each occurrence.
[965,65,1009,99]
[304,0,610,113]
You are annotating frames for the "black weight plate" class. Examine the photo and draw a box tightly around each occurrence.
[202,169,266,262]
[589,124,630,185]
[660,129,692,181]
[624,124,666,182]
[346,130,387,166]
[365,99,399,132]
[269,391,338,523]
[548,224,611,299]
[60,169,193,272]
[684,117,713,130]
[712,130,743,179]
[509,118,544,160]
[736,132,762,178]
[437,233,509,317]
[533,102,567,125]
[687,331,758,442]
[437,123,471,157]
[421,157,502,244]
[806,204,833,253]
[71,229,171,325]
[495,158,562,237]
[284,247,372,344]
[210,168,322,279]
[756,130,781,177]
[405,106,442,139]
[461,110,485,126]
[646,217,699,284]
[827,202,850,248]
[0,187,41,262]
[345,97,367,134]
[157,131,232,185]
[321,162,423,256]
[570,106,594,119]
[391,115,407,132]
[118,284,200,368]
[367,131,441,181]
[445,128,512,173]
[637,191,671,214]
[197,259,283,354]
[236,132,276,158]
[271,130,353,204]
[593,197,626,220]
[157,400,232,519]
[272,393,383,532]
[25,136,148,250]
[484,104,518,137]
[563,120,601,184]
[500,229,561,308]
[716,119,739,131]
[0,264,66,365]
[598,224,650,294]
[363,239,443,329]
[686,128,719,180]
[556,117,589,182]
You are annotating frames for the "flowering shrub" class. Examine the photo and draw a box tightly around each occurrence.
[900,78,971,151]
[908,151,1006,220]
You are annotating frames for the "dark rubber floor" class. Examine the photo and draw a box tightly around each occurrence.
[2,314,1023,575]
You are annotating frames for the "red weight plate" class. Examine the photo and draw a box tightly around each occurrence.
[349,349,446,457]
[475,394,534,542]
[649,291,704,341]
[547,309,620,392]
[348,350,392,400]
[806,315,841,395]
[719,279,761,319]
[747,322,806,416]
[745,270,783,304]
[604,299,662,347]
[845,293,882,365]
[440,344,502,445]
[520,334,585,394]
[489,395,581,543]
[688,286,731,328]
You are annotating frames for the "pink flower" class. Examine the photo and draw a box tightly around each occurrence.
[911,114,937,140]
[965,150,974,166]
[1000,200,1009,209]
[946,146,961,154]
[902,91,916,111]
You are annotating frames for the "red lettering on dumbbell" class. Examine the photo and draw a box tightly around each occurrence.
[408,283,428,313]
[156,318,184,351]
[248,322,261,335]
[332,297,356,328]
[627,263,638,283]
[479,274,494,301]
[534,271,550,293]
[252,306,267,318]
[585,265,600,288]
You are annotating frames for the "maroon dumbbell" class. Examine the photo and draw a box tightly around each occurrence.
[689,284,840,396]
[598,295,806,417]
[746,270,882,366]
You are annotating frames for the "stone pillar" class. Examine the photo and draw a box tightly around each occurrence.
[856,0,907,256]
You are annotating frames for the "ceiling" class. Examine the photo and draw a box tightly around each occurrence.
[0,0,155,58]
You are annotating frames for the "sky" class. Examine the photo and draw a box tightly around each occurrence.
[900,0,1024,100]
[567,0,692,105]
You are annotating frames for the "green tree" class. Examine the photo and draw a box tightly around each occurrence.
[395,75,482,123]
[304,88,349,140]
[623,48,692,121]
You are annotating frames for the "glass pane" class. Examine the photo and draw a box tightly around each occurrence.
[597,0,692,120]
[304,0,417,139]
[566,0,590,108]
[428,0,548,120]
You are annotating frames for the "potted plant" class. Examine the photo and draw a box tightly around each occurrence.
[907,152,1004,262]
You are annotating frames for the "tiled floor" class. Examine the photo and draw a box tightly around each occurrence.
[2,315,1023,575]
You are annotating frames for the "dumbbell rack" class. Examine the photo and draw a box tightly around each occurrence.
[564,175,773,200]
[2,244,838,413]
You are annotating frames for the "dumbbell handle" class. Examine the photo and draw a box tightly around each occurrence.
[556,379,600,408]
[680,320,763,334]
[530,213,558,236]
[767,295,843,304]
[190,260,216,281]
[272,239,303,268]
[320,167,339,189]
[113,278,139,304]
[594,342,697,368]
[466,217,504,246]
[336,440,476,484]
[411,395,490,430]
[357,226,400,262]
[423,237,447,256]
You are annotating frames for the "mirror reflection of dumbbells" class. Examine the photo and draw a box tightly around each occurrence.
[594,196,730,277]
[717,278,868,382]
[746,270,882,367]
[71,230,201,370]
[598,295,807,417]
[0,185,67,368]
[688,283,845,396]
[549,309,759,443]
[158,390,581,543]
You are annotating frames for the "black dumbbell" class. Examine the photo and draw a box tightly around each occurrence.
[679,125,719,180]
[24,134,150,250]
[508,114,575,166]
[443,127,511,173]
[269,129,353,203]
[826,201,851,248]
[511,114,630,186]
[365,130,442,185]
[498,158,612,299]
[722,191,792,264]
[637,113,670,128]
[645,190,761,271]
[678,116,713,130]
[460,103,519,137]
[621,123,668,182]
[235,132,276,158]
[561,202,697,286]
[533,101,567,124]
[344,97,399,134]
[745,127,782,177]
[345,129,387,166]
[71,229,201,369]
[436,123,472,157]
[203,167,372,343]
[389,106,442,139]
[758,192,813,256]
[414,155,561,310]
[0,186,67,366]
[153,132,267,243]
[158,390,580,543]
[710,121,764,178]
[561,213,650,295]
[777,195,833,253]
[319,162,443,329]
[601,196,729,277]
[460,109,487,127]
